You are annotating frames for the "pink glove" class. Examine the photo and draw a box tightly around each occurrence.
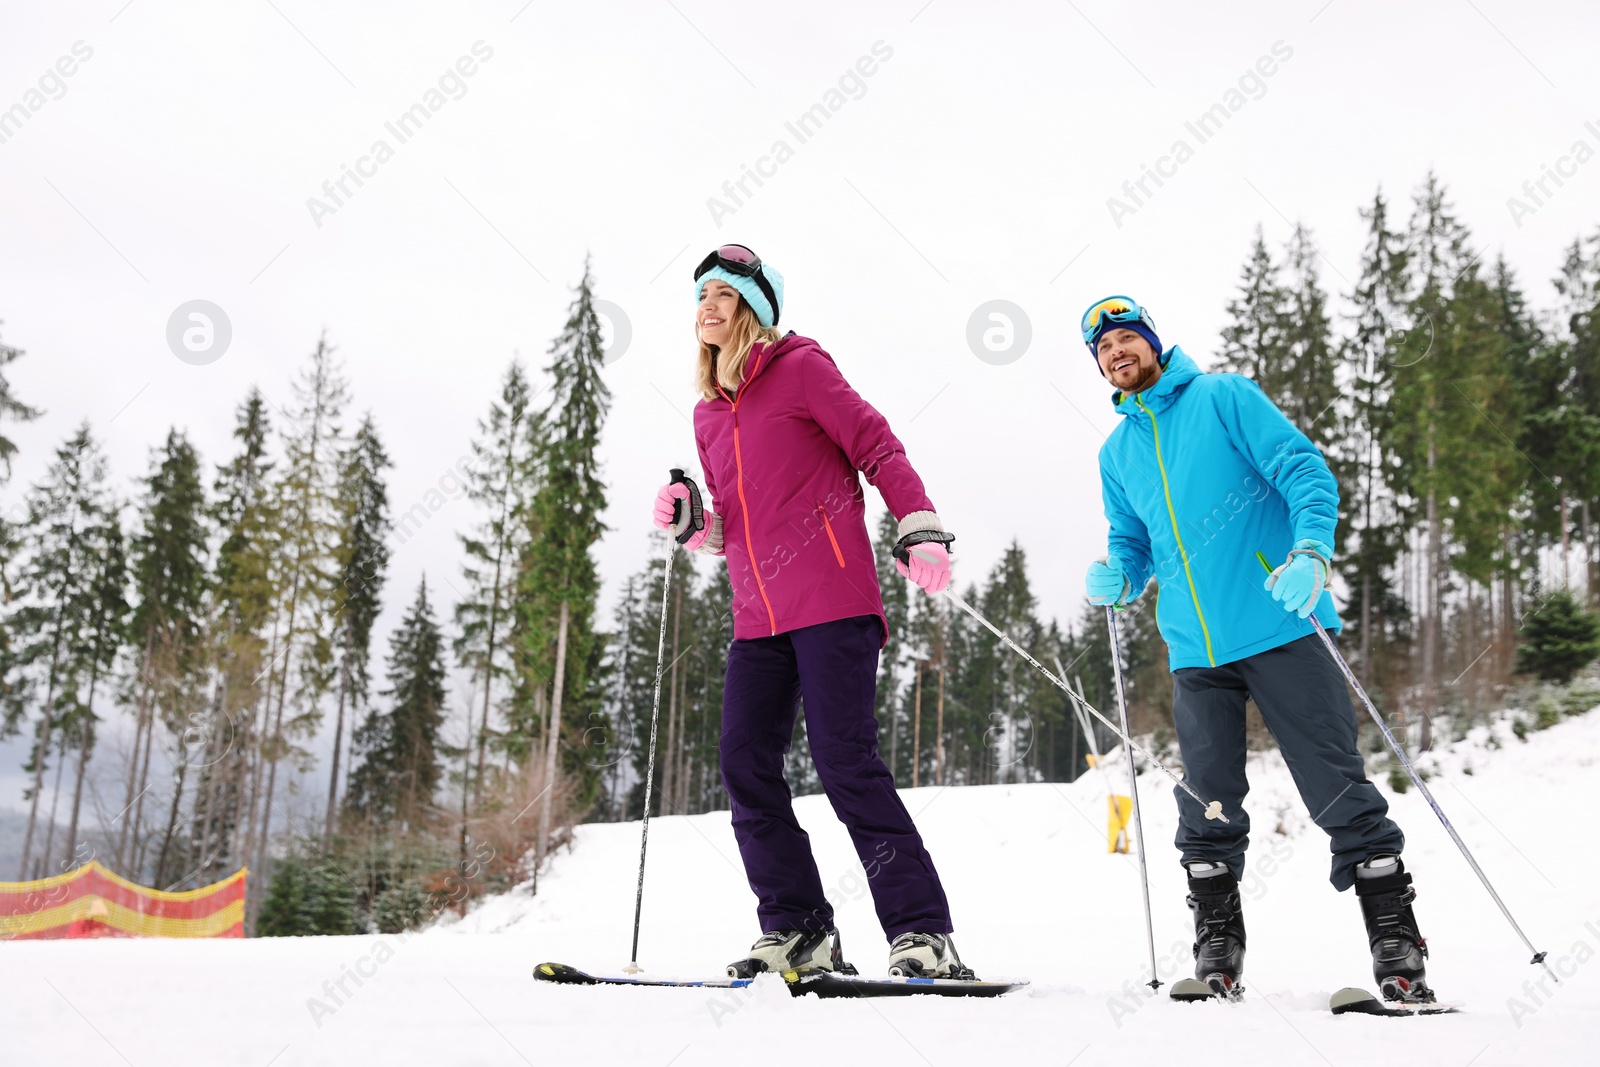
[896,541,951,594]
[652,482,709,552]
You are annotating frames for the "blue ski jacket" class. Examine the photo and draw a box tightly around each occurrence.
[1097,347,1342,671]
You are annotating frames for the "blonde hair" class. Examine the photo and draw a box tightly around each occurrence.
[696,297,782,400]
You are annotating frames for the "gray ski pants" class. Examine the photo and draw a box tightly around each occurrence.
[1171,634,1404,891]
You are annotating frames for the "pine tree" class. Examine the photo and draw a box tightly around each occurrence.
[1386,171,1478,719]
[124,429,211,887]
[0,323,43,483]
[1516,589,1600,684]
[345,577,448,831]
[1338,187,1412,689]
[63,511,128,872]
[1537,234,1600,603]
[251,338,347,921]
[197,390,277,885]
[599,568,647,820]
[256,851,358,936]
[973,542,1045,784]
[6,423,113,879]
[1278,223,1340,444]
[326,413,391,837]
[511,260,613,857]
[453,360,534,806]
[1216,226,1289,396]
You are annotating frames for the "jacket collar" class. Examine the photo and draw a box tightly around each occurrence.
[714,331,802,404]
[1111,346,1201,418]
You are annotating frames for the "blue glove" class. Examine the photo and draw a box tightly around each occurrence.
[1086,556,1134,607]
[1264,539,1332,619]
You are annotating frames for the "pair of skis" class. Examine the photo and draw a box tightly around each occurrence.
[536,963,1461,1015]
[533,961,1028,999]
[1168,976,1460,1017]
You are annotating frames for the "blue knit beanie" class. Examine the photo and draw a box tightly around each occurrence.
[1087,318,1162,362]
[696,263,784,328]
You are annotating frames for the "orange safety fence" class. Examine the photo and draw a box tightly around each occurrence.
[0,862,246,940]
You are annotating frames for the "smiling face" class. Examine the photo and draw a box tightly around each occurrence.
[1096,327,1163,394]
[696,278,742,348]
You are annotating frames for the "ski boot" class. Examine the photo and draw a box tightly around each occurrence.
[726,928,856,979]
[1355,854,1434,1003]
[886,932,975,979]
[1184,860,1245,999]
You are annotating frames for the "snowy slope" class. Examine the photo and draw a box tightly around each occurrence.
[4,707,1598,1067]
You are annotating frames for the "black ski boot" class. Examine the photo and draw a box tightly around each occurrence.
[1354,854,1434,1003]
[1185,860,1245,998]
[726,928,858,979]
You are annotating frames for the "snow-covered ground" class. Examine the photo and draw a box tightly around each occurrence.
[6,707,1598,1067]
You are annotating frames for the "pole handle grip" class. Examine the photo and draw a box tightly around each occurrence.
[667,468,704,546]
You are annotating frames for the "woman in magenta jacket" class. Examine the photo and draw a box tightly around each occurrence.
[651,244,971,980]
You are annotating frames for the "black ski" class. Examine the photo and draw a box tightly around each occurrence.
[533,962,1028,999]
[1330,986,1460,1016]
[534,962,753,990]
[792,970,1028,999]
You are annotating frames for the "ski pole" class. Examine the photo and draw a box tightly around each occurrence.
[1107,605,1161,991]
[1252,551,1554,980]
[1307,615,1554,980]
[625,469,697,973]
[939,588,1226,823]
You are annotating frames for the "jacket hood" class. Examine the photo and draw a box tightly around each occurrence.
[1112,346,1201,418]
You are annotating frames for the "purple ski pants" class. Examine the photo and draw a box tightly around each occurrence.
[720,613,953,942]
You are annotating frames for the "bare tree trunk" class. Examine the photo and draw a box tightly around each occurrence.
[117,631,156,869]
[458,703,472,909]
[130,674,161,880]
[936,660,946,787]
[155,754,189,888]
[535,600,571,879]
[1583,497,1594,607]
[21,599,70,879]
[40,731,68,876]
[474,465,515,808]
[237,612,280,881]
[1502,527,1516,679]
[1360,414,1377,681]
[252,563,306,925]
[1560,493,1571,590]
[887,664,899,786]
[325,623,352,839]
[911,663,922,789]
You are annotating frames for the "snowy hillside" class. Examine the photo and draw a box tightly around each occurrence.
[6,705,1599,1067]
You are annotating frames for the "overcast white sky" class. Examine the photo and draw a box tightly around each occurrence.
[2,0,1598,815]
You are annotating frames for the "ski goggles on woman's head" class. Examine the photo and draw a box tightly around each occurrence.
[694,244,764,281]
[1080,295,1156,345]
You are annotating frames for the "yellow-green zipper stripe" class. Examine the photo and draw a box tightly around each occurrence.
[1137,395,1216,667]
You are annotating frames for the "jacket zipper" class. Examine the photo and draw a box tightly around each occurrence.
[716,351,779,635]
[1136,394,1217,667]
[817,507,846,568]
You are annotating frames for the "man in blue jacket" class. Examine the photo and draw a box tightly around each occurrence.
[1079,295,1433,1004]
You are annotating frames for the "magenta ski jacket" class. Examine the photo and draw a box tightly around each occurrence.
[693,332,936,645]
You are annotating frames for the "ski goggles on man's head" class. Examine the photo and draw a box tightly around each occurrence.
[1080,295,1156,345]
[694,244,780,323]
